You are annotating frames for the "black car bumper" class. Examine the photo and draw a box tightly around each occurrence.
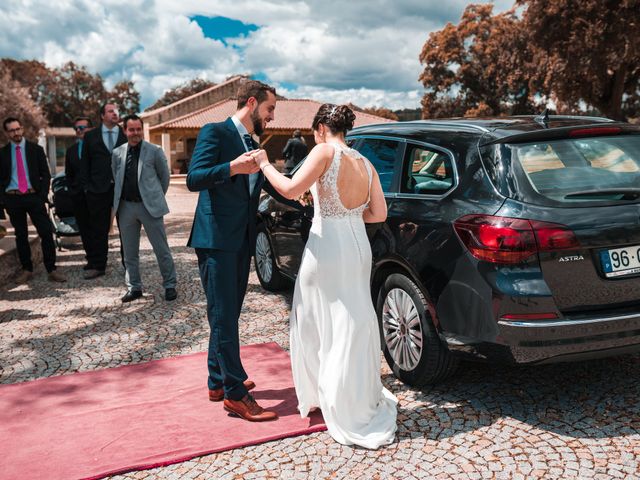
[495,311,640,363]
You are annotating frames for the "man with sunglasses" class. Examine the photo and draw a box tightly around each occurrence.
[0,117,66,283]
[64,116,93,269]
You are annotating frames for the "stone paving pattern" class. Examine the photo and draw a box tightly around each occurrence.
[1,184,639,479]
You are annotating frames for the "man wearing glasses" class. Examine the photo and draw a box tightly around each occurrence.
[64,116,93,269]
[0,117,66,283]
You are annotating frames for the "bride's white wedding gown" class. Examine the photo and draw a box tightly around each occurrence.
[289,142,398,449]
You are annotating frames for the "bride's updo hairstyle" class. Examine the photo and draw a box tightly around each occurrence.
[312,103,356,135]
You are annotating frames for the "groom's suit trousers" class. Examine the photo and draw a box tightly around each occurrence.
[196,236,251,401]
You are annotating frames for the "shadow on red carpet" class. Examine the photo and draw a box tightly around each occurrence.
[0,342,326,480]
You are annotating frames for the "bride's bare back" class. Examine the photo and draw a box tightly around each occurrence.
[335,151,370,210]
[263,140,387,223]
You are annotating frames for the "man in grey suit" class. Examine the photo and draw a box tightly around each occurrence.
[112,114,177,303]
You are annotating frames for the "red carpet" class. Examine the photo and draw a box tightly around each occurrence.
[0,342,325,480]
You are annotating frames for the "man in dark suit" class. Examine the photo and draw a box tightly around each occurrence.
[81,103,126,279]
[187,80,279,422]
[282,129,308,174]
[0,117,66,283]
[64,116,93,269]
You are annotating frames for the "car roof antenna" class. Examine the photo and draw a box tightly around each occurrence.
[534,108,549,128]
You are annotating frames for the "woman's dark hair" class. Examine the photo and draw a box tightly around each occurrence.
[311,104,356,135]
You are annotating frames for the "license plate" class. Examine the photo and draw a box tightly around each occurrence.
[600,245,640,278]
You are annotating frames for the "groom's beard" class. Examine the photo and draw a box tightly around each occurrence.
[251,109,264,136]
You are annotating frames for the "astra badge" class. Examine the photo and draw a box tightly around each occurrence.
[559,255,584,262]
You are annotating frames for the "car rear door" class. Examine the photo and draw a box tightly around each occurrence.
[494,132,640,314]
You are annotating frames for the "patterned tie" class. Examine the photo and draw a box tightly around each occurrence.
[15,145,28,193]
[243,134,259,195]
[107,130,114,152]
[242,134,254,151]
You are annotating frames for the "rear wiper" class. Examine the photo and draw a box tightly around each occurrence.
[564,189,640,200]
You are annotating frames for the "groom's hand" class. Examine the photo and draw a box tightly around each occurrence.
[254,149,271,170]
[230,151,261,176]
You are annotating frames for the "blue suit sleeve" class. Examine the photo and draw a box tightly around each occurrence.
[186,123,231,191]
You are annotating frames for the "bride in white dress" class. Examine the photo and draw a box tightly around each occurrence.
[254,103,397,449]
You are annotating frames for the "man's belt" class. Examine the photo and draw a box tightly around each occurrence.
[5,188,35,195]
[121,196,143,203]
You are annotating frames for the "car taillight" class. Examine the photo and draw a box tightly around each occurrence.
[454,215,580,264]
[530,221,580,250]
[568,127,621,137]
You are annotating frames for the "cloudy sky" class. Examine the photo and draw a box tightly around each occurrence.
[0,0,514,111]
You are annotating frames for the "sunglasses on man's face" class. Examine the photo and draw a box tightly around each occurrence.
[74,126,88,131]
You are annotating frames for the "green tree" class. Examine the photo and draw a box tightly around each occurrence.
[110,80,140,116]
[50,61,108,125]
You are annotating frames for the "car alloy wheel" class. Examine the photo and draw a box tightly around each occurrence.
[382,287,423,371]
[254,225,287,292]
[255,231,273,283]
[376,273,458,386]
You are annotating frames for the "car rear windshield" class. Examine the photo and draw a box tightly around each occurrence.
[509,135,640,204]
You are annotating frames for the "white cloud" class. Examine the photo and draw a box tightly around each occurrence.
[0,0,516,111]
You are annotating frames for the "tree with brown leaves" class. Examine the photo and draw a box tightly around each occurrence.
[0,72,47,143]
[419,2,640,121]
[1,59,141,126]
[362,107,399,121]
[520,0,640,120]
[145,78,216,111]
[419,4,543,119]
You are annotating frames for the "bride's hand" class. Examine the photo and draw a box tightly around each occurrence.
[254,149,271,170]
[298,190,313,206]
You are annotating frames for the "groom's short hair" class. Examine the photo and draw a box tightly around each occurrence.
[237,80,276,109]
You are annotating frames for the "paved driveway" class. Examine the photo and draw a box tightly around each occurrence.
[1,183,638,479]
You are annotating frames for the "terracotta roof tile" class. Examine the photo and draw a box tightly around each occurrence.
[149,98,394,131]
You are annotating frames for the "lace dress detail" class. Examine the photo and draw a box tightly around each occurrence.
[313,143,373,219]
[289,141,397,449]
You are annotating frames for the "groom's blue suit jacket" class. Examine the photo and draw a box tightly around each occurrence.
[187,117,265,253]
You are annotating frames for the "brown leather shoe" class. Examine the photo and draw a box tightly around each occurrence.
[208,380,256,402]
[224,394,278,422]
[48,271,67,282]
[15,270,33,284]
[84,269,105,280]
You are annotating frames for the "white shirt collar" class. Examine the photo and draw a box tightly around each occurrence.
[231,115,250,138]
[102,124,117,133]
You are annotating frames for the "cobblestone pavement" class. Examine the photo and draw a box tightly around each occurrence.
[1,185,639,479]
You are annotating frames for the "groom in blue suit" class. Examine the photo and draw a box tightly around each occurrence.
[187,80,279,422]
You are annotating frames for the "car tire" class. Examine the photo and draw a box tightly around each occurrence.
[254,224,287,292]
[376,273,458,386]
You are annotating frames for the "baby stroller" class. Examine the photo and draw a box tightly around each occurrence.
[48,172,80,250]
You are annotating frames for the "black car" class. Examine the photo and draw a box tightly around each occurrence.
[255,115,640,386]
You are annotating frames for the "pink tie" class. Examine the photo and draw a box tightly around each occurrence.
[16,145,28,193]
